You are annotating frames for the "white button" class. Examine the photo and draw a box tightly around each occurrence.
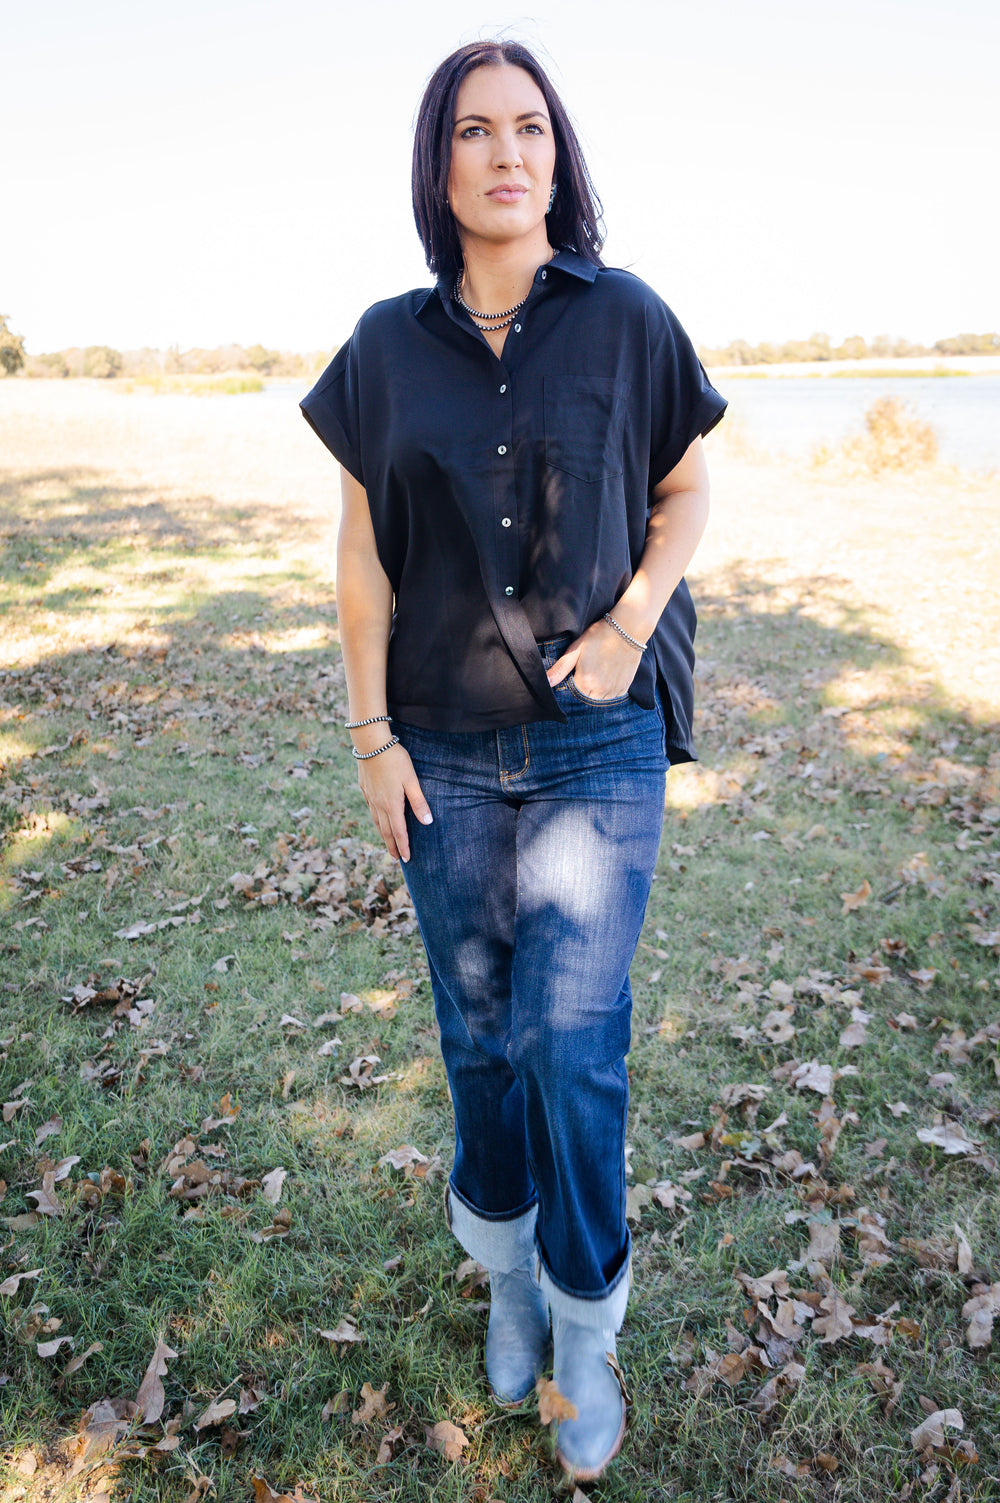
[497,444,507,455]
[504,586,515,596]
[501,517,512,527]
[513,323,521,333]
[541,269,547,279]
[500,384,507,393]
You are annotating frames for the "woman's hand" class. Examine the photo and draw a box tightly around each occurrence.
[356,740,432,864]
[546,617,642,700]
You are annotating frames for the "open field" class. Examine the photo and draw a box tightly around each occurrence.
[704,357,1000,380]
[1,381,999,1502]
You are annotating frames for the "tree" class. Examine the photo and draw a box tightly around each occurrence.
[835,335,869,361]
[246,343,280,374]
[0,314,26,375]
[83,345,122,378]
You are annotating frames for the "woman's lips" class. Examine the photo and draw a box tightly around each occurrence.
[486,186,528,202]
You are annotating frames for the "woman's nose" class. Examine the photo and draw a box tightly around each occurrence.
[492,133,523,170]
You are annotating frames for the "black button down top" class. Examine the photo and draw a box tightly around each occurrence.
[301,249,726,761]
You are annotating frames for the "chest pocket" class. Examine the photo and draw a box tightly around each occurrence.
[543,376,629,483]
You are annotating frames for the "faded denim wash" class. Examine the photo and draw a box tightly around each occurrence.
[395,638,667,1302]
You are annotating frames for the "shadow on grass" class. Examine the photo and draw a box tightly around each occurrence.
[0,465,323,562]
[2,487,999,1503]
[1,529,996,820]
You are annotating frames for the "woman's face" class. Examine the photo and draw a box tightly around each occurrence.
[447,64,557,256]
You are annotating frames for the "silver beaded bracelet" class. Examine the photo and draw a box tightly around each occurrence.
[603,612,647,653]
[345,714,391,730]
[351,735,400,761]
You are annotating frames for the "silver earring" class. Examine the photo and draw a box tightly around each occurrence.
[547,182,557,212]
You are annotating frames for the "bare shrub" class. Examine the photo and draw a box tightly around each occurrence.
[815,396,939,475]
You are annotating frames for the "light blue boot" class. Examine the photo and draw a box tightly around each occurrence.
[446,1187,550,1405]
[485,1261,550,1404]
[540,1262,630,1481]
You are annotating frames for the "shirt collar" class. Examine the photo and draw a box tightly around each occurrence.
[418,247,600,318]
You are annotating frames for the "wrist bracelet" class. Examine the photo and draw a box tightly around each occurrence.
[603,612,647,653]
[351,735,400,761]
[345,714,391,730]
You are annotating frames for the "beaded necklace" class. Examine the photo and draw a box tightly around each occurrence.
[454,275,530,331]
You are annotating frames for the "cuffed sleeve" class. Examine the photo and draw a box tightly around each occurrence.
[647,300,727,487]
[300,335,364,484]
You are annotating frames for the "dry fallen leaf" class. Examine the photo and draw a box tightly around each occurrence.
[135,1337,178,1424]
[195,1396,238,1430]
[910,1407,963,1452]
[181,1478,214,1503]
[249,1207,292,1242]
[841,879,872,914]
[319,1318,365,1348]
[27,1171,63,1217]
[261,1167,287,1205]
[954,1225,974,1276]
[320,1391,351,1420]
[917,1121,983,1156]
[0,1268,42,1297]
[804,1218,841,1266]
[962,1283,1000,1349]
[761,1006,796,1044]
[76,1396,137,1461]
[352,1381,392,1424]
[812,1288,856,1344]
[377,1144,428,1173]
[625,1183,652,1223]
[62,1340,104,1378]
[792,1060,834,1095]
[839,1007,871,1049]
[250,1480,319,1503]
[37,1335,74,1359]
[537,1377,579,1423]
[377,1424,407,1463]
[425,1419,470,1461]
[340,1054,389,1090]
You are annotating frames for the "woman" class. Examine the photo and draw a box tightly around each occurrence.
[301,40,725,1481]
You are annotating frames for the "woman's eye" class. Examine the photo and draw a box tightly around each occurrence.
[460,126,486,138]
[522,123,544,134]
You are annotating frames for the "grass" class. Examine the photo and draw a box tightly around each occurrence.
[719,368,978,381]
[117,375,265,396]
[1,385,999,1502]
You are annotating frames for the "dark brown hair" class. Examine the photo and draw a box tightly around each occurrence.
[412,40,605,280]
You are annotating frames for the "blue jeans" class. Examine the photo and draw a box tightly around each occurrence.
[395,639,667,1304]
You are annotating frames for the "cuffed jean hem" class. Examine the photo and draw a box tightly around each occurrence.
[445,1181,539,1273]
[538,1253,631,1333]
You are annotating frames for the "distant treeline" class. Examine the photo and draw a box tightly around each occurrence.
[697,330,1000,367]
[5,322,1000,381]
[17,343,333,380]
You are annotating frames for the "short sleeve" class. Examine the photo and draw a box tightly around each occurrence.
[647,300,727,487]
[300,330,364,484]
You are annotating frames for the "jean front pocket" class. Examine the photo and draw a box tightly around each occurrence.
[565,671,632,708]
[543,376,629,482]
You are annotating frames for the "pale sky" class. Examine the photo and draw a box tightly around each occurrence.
[4,0,997,355]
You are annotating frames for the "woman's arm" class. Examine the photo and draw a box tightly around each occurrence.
[546,436,710,698]
[337,466,432,861]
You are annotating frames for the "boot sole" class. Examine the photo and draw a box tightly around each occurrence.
[555,1401,627,1482]
[489,1385,534,1409]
